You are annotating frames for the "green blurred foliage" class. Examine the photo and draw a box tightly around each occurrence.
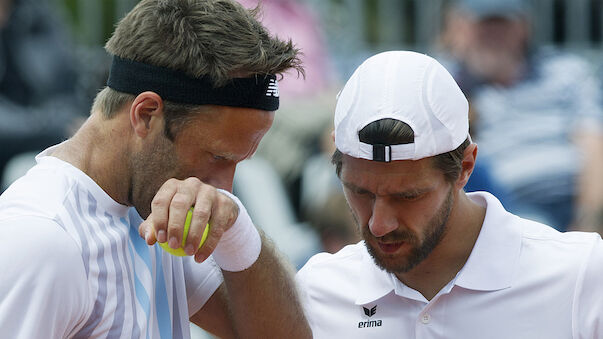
[56,0,128,46]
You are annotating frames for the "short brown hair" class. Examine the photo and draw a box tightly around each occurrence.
[332,118,470,182]
[93,0,302,140]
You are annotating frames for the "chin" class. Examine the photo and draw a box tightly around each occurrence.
[364,240,416,273]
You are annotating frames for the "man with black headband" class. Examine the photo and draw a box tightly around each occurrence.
[0,0,310,338]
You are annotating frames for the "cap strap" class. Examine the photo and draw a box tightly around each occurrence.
[372,144,392,162]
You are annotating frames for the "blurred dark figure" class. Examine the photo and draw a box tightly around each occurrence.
[436,0,603,232]
[0,0,87,190]
[307,192,361,254]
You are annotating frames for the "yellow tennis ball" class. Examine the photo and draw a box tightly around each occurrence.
[159,208,210,256]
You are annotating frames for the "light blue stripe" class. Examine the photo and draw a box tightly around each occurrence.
[127,237,151,339]
[171,269,184,339]
[127,210,152,339]
[73,191,109,338]
[154,249,172,338]
[103,211,127,338]
[119,217,142,339]
[129,209,153,272]
[62,197,90,277]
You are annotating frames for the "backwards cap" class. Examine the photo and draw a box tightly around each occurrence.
[334,51,469,162]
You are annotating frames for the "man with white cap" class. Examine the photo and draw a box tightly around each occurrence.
[296,51,603,338]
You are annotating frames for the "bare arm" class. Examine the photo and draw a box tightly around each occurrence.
[192,232,310,338]
[573,131,603,233]
[190,285,235,339]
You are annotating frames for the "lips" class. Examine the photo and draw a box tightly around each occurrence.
[378,241,403,253]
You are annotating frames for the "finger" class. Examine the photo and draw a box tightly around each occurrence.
[185,185,217,256]
[194,192,239,263]
[139,218,157,245]
[150,179,180,243]
[166,177,202,249]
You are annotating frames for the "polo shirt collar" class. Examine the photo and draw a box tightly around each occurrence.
[454,192,521,291]
[354,191,521,305]
[354,244,399,305]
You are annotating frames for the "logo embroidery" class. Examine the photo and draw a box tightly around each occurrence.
[266,79,279,97]
[358,305,383,328]
[363,305,377,317]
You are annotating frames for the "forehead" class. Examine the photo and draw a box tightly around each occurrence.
[340,154,443,193]
[174,105,274,159]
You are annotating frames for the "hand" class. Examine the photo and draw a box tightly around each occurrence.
[138,177,239,263]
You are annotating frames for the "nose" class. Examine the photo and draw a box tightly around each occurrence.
[368,197,399,237]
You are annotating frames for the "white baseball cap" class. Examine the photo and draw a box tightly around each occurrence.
[334,51,469,162]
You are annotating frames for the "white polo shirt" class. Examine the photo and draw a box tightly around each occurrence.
[0,149,223,338]
[296,192,603,339]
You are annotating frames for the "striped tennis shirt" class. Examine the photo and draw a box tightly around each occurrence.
[0,147,223,338]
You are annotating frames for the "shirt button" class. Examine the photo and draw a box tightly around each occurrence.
[421,314,431,324]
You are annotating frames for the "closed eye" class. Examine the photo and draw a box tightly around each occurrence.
[395,191,426,201]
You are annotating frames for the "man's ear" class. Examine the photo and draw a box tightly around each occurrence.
[130,91,164,138]
[456,143,478,190]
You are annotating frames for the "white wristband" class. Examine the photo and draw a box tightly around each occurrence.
[213,189,262,272]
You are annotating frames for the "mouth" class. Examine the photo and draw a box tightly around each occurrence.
[377,241,404,254]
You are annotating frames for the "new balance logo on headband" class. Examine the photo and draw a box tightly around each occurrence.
[266,79,279,97]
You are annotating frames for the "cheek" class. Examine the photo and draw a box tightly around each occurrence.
[343,192,373,226]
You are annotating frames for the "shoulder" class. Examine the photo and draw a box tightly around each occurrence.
[0,216,90,336]
[521,217,599,248]
[513,217,602,282]
[0,162,76,221]
[297,242,370,301]
[0,215,87,281]
[518,216,598,253]
[298,242,366,281]
[571,233,603,334]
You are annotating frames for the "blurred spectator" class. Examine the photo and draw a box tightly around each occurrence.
[306,191,361,254]
[236,0,339,212]
[435,0,603,232]
[229,0,339,265]
[299,123,362,253]
[0,0,87,190]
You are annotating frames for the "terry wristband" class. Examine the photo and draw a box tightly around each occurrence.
[213,189,262,272]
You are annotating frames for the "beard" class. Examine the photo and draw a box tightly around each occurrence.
[361,187,454,274]
[129,133,179,218]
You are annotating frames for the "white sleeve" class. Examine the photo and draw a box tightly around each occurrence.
[296,253,332,334]
[0,216,90,339]
[573,234,603,339]
[182,255,224,316]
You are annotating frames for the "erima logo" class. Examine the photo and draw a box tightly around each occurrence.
[363,306,376,317]
[266,79,279,97]
[358,305,383,328]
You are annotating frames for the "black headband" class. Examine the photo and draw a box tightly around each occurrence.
[106,55,279,111]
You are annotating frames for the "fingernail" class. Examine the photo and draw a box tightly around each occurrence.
[184,244,195,256]
[158,230,167,243]
[169,237,179,249]
[144,230,150,243]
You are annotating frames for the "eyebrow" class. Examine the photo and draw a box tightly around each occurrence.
[341,181,431,198]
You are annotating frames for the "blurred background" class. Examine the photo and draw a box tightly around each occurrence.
[1,0,602,336]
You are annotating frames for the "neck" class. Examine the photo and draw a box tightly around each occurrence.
[50,112,133,206]
[395,191,485,300]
